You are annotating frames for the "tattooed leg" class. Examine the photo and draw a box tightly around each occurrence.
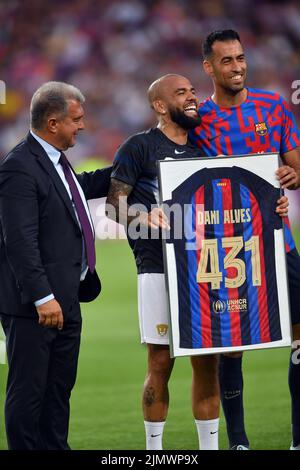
[142,344,175,421]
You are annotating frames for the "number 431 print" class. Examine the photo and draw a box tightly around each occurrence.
[196,235,261,290]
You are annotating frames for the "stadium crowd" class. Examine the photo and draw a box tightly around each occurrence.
[0,0,299,164]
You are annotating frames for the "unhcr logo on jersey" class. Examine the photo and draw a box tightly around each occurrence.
[213,298,248,314]
[228,298,248,311]
[212,300,227,314]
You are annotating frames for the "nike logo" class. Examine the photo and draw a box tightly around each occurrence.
[208,134,220,142]
[150,434,161,438]
[174,149,186,154]
[224,391,241,400]
[210,431,218,434]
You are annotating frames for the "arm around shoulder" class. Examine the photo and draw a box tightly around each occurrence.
[76,165,113,199]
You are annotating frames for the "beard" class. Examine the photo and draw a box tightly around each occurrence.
[169,106,202,130]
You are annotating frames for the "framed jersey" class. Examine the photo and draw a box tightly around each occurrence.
[158,153,292,357]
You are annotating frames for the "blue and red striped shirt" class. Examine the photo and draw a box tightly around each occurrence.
[189,87,300,252]
[166,166,282,349]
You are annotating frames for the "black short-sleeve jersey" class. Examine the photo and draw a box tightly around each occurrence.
[111,127,203,273]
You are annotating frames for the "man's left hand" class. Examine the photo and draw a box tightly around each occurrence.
[276,165,299,189]
[276,195,289,217]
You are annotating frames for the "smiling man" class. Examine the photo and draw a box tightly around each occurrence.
[0,81,111,449]
[106,74,221,450]
[189,29,300,450]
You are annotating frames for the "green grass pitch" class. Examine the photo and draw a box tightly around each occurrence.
[0,234,299,450]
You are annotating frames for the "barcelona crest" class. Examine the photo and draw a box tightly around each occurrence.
[255,122,268,136]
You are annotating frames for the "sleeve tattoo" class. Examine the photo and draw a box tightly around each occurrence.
[106,178,136,225]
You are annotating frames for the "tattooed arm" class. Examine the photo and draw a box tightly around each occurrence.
[106,178,169,229]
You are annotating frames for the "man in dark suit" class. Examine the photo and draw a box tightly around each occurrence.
[0,81,111,450]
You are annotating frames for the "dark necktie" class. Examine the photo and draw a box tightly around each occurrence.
[59,152,96,273]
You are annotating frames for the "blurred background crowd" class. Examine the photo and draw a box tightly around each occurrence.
[0,0,299,222]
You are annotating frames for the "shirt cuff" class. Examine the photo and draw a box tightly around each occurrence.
[34,294,55,307]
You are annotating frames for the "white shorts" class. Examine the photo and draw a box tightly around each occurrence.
[138,273,170,345]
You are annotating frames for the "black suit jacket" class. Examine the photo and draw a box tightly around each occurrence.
[0,133,112,318]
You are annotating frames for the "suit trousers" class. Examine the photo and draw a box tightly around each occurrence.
[0,301,82,450]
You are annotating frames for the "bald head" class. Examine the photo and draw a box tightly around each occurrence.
[147,74,189,109]
[147,74,200,130]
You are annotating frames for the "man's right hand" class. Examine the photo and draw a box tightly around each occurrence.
[138,207,170,230]
[36,299,64,330]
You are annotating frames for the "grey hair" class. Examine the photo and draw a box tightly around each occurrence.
[30,81,85,130]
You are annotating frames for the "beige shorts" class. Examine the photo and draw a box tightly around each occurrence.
[137,273,170,345]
